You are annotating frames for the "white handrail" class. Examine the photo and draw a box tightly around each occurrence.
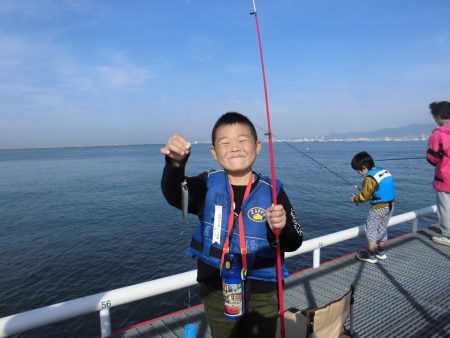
[0,205,437,338]
[287,205,438,265]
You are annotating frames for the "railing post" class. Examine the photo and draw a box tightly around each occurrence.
[313,247,321,268]
[412,218,419,233]
[100,308,111,338]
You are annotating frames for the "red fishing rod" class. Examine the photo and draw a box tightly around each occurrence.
[250,1,286,337]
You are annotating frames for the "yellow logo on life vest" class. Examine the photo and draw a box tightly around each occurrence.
[247,207,266,222]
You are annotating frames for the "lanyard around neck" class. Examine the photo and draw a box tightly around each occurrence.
[220,174,253,279]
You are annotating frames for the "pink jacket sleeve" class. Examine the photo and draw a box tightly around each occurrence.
[426,129,442,166]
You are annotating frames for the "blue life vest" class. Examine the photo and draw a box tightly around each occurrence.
[366,167,396,204]
[186,170,289,282]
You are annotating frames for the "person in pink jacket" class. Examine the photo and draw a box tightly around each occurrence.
[426,101,450,247]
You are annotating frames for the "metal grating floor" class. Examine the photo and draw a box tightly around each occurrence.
[114,227,450,338]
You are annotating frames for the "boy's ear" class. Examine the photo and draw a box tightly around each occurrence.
[256,140,262,155]
[210,145,218,160]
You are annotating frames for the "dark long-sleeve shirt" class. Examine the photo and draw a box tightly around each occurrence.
[161,155,303,291]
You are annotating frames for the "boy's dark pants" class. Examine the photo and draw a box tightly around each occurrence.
[200,282,279,338]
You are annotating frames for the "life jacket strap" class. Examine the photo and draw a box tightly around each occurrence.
[220,175,253,277]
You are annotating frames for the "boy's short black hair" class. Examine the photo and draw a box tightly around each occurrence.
[211,112,258,146]
[429,101,450,120]
[351,151,375,171]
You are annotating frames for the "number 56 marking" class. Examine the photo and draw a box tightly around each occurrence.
[101,300,112,308]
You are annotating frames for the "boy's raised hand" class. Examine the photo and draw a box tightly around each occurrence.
[160,134,192,166]
[266,204,286,233]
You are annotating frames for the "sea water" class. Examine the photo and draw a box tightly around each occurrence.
[0,141,437,337]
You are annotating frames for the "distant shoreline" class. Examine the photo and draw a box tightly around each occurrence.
[0,138,429,151]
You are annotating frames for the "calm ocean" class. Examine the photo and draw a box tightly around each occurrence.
[0,141,438,337]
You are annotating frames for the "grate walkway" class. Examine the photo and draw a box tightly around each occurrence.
[114,227,450,338]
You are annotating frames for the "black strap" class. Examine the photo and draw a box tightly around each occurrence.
[427,144,444,159]
[190,239,278,269]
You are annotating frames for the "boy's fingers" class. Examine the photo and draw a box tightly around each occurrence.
[267,203,283,211]
[167,143,186,156]
[160,146,169,155]
[160,145,174,155]
[272,204,285,212]
[272,206,285,217]
[267,207,286,223]
[160,144,183,158]
[161,134,192,158]
[171,134,191,151]
[267,204,286,231]
[268,214,285,222]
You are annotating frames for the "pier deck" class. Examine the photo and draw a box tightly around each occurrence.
[114,227,450,338]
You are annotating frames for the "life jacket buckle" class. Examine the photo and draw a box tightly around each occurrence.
[241,268,247,280]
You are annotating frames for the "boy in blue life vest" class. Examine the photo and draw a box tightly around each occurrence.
[351,151,396,263]
[160,112,303,338]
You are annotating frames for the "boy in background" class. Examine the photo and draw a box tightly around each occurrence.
[426,101,450,247]
[351,151,396,263]
[160,112,303,338]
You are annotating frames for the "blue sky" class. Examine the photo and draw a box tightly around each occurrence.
[1,0,449,149]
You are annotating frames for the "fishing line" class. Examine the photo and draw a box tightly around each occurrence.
[374,157,425,162]
[250,1,286,337]
[255,124,361,192]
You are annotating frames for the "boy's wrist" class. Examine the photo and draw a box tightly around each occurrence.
[165,153,189,169]
[170,159,182,168]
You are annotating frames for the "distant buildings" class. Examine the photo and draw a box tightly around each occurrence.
[272,135,427,143]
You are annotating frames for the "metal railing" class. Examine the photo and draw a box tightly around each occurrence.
[0,205,437,338]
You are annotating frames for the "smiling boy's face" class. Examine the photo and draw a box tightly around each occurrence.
[210,122,261,184]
